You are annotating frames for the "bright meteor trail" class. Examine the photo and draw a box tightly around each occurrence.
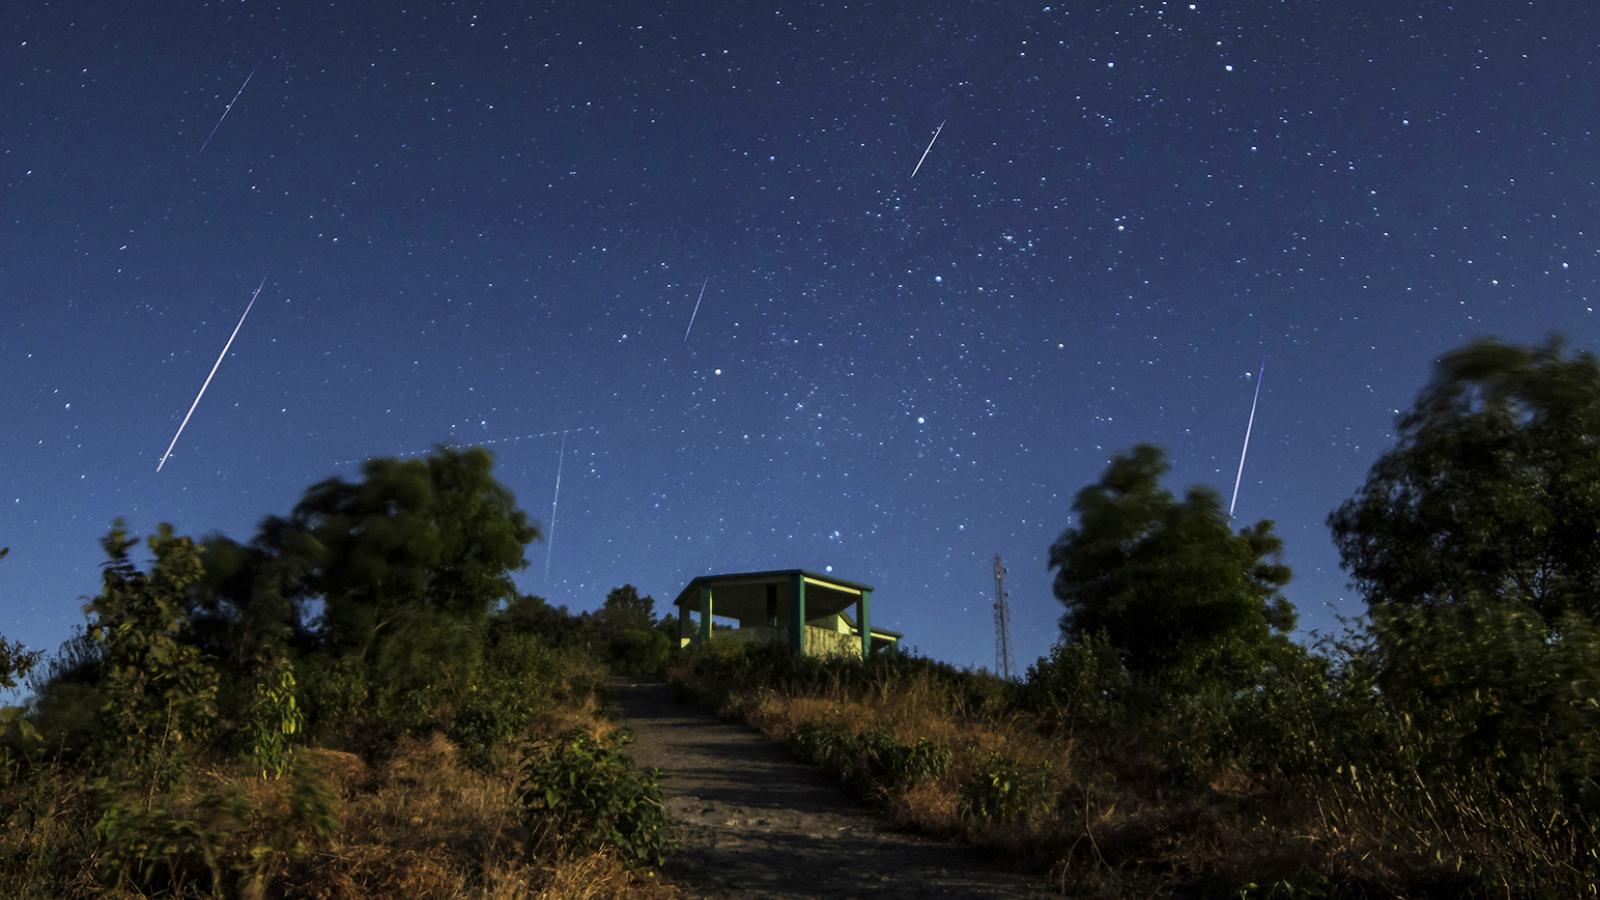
[910,119,945,179]
[156,277,266,472]
[197,59,261,154]
[683,276,709,341]
[1228,359,1266,518]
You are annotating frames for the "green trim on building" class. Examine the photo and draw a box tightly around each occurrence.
[671,568,898,658]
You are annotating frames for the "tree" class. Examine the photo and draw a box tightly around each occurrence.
[1048,445,1294,688]
[86,522,219,799]
[591,586,671,675]
[1329,337,1600,624]
[595,585,657,632]
[288,446,540,657]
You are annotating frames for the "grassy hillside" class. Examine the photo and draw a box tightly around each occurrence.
[667,639,1598,897]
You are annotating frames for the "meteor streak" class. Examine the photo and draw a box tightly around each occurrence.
[910,119,945,179]
[543,430,567,586]
[1228,359,1266,518]
[156,277,267,472]
[198,59,261,154]
[683,277,709,341]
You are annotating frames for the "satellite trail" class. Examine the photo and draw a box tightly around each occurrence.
[683,277,709,341]
[910,119,945,179]
[198,59,262,154]
[157,277,267,472]
[332,425,596,467]
[1228,359,1266,518]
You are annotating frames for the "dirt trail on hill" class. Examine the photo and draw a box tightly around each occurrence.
[611,679,1047,898]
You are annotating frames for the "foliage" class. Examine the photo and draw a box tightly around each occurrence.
[291,446,539,657]
[856,728,953,791]
[518,730,670,867]
[295,653,369,745]
[242,660,303,779]
[450,632,568,766]
[86,522,219,796]
[491,592,586,647]
[1016,632,1137,733]
[0,626,42,784]
[957,752,1051,827]
[1048,445,1295,691]
[93,753,338,896]
[1330,337,1600,622]
[1361,601,1600,800]
[788,721,857,777]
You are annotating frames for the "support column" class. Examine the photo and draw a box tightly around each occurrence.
[699,585,713,644]
[678,602,690,647]
[790,573,806,652]
[858,589,872,658]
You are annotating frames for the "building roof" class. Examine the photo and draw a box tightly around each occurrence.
[839,609,903,640]
[670,569,875,610]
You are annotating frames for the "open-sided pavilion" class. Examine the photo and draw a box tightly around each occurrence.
[672,569,899,658]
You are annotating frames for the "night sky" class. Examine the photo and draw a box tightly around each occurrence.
[4,2,1597,676]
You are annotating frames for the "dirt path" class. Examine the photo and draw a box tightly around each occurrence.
[611,679,1047,898]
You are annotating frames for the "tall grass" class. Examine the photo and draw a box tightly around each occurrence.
[667,639,1600,897]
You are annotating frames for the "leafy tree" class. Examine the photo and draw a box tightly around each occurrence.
[189,518,319,667]
[288,446,540,656]
[86,522,219,799]
[595,585,657,632]
[1329,337,1600,624]
[491,592,585,647]
[592,585,672,675]
[1048,444,1294,689]
[1,547,47,782]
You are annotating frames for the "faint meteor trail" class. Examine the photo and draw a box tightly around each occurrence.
[156,277,267,472]
[910,119,945,179]
[683,277,709,341]
[543,430,568,586]
[198,59,261,154]
[1228,359,1266,518]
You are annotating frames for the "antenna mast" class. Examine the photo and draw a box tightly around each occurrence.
[992,554,1013,680]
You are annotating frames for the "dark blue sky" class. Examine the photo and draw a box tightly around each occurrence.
[3,2,1596,673]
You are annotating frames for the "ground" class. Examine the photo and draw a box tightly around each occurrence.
[612,679,1046,898]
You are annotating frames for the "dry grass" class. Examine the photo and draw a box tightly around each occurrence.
[3,723,681,899]
[289,730,677,899]
[703,657,1600,897]
[680,659,1490,897]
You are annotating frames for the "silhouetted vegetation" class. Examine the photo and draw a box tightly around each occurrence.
[668,336,1600,896]
[0,448,674,898]
[5,335,1599,896]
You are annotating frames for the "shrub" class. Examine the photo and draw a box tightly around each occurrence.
[297,654,369,745]
[93,754,338,896]
[958,752,1051,827]
[518,730,670,867]
[242,661,303,779]
[87,523,219,793]
[856,728,953,792]
[789,720,856,777]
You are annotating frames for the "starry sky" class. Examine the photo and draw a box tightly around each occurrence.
[4,2,1597,676]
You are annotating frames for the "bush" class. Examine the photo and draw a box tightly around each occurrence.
[518,730,670,867]
[958,752,1051,827]
[789,720,856,777]
[92,754,338,896]
[242,661,303,779]
[297,654,369,745]
[857,728,953,792]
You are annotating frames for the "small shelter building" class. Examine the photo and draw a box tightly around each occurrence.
[673,569,901,658]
